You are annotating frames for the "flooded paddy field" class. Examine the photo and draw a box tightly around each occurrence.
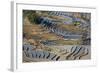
[23,10,91,62]
[23,45,90,62]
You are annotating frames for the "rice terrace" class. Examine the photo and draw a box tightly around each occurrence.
[23,10,91,62]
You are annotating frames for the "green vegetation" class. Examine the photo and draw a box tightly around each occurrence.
[23,10,40,24]
[73,21,80,26]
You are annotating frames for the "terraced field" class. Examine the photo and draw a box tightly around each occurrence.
[23,10,91,62]
[23,44,90,62]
